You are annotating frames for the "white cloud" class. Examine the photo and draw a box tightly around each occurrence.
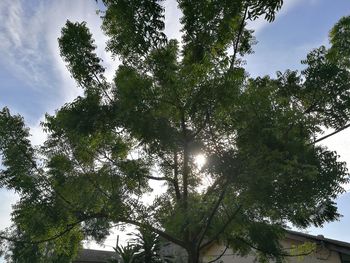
[164,0,182,41]
[0,0,119,112]
[318,129,350,192]
[0,1,50,92]
[29,119,47,147]
[247,0,304,33]
[3,0,23,48]
[0,190,18,230]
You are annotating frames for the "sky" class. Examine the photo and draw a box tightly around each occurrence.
[1,0,350,258]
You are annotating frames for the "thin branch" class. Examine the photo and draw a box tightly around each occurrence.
[180,110,191,243]
[145,175,174,182]
[122,219,187,249]
[197,185,228,248]
[191,116,209,139]
[73,157,113,201]
[229,6,249,70]
[0,211,188,253]
[0,211,113,245]
[203,176,224,201]
[207,246,229,263]
[173,150,182,200]
[200,205,242,250]
[206,109,226,159]
[6,132,75,211]
[92,72,113,102]
[235,236,315,258]
[181,111,189,204]
[0,220,83,244]
[304,101,319,114]
[311,123,350,144]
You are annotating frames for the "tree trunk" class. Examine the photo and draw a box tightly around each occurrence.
[187,247,200,263]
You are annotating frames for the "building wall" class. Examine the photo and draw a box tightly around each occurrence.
[161,242,188,263]
[202,238,342,263]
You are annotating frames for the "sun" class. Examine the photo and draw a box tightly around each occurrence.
[194,154,206,169]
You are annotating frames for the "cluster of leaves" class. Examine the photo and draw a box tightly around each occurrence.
[0,1,350,263]
[290,242,317,262]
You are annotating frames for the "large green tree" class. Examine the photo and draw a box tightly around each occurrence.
[1,1,350,262]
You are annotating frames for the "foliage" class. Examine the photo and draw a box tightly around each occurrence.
[109,228,168,263]
[290,242,316,262]
[1,1,350,263]
[112,243,140,263]
[130,227,171,263]
[0,225,82,263]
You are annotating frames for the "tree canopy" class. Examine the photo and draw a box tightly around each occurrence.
[1,1,350,263]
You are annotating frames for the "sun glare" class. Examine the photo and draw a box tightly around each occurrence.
[194,154,206,169]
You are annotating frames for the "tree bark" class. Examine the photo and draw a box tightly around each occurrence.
[187,247,200,263]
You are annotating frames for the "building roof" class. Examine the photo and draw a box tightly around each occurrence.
[74,249,116,263]
[287,230,350,248]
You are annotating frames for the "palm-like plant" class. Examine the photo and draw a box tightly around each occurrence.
[110,228,172,263]
[110,243,141,263]
[131,228,163,263]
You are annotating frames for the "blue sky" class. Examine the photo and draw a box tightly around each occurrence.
[1,0,350,257]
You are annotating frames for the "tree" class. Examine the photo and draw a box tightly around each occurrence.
[1,1,350,262]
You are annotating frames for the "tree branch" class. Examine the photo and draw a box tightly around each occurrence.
[173,150,182,200]
[6,131,76,211]
[197,185,228,248]
[181,112,189,204]
[235,236,315,258]
[0,219,84,244]
[145,175,174,182]
[180,110,191,243]
[311,123,350,144]
[206,245,229,263]
[121,219,187,249]
[229,6,249,70]
[199,205,242,250]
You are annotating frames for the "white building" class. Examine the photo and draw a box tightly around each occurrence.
[161,230,350,263]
